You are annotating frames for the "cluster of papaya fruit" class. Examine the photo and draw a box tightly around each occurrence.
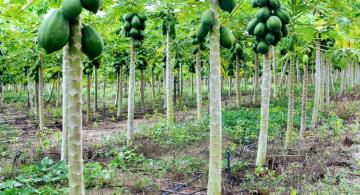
[230,43,245,61]
[160,13,177,39]
[191,34,207,54]
[247,0,290,54]
[123,13,147,48]
[196,8,235,49]
[38,0,103,60]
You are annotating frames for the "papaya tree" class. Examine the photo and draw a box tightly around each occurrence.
[38,0,104,193]
[247,0,290,166]
[123,12,147,145]
[83,60,93,124]
[160,10,177,127]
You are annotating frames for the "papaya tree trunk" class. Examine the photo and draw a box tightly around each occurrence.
[55,78,61,107]
[116,69,122,118]
[272,46,277,98]
[285,55,295,148]
[127,39,136,145]
[180,63,183,96]
[166,30,174,127]
[0,83,3,112]
[191,73,194,95]
[86,74,91,124]
[207,2,222,193]
[311,40,321,126]
[38,64,45,131]
[102,71,106,112]
[140,69,145,113]
[300,59,308,138]
[255,52,272,166]
[115,73,119,107]
[325,59,330,105]
[319,55,325,111]
[61,46,69,162]
[235,55,241,108]
[253,53,259,104]
[35,80,39,119]
[66,18,85,194]
[151,68,155,100]
[46,80,55,105]
[93,67,98,116]
[196,48,202,119]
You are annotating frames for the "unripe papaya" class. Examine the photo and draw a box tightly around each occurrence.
[246,18,258,35]
[220,26,235,49]
[255,0,267,7]
[129,28,139,38]
[134,39,142,48]
[266,16,282,33]
[81,24,104,59]
[38,9,70,54]
[131,15,141,28]
[196,24,209,42]
[219,0,236,13]
[254,22,266,37]
[201,10,214,28]
[257,6,270,22]
[275,9,290,24]
[124,13,135,22]
[265,32,275,44]
[123,21,131,31]
[138,13,148,21]
[80,0,101,14]
[62,0,82,20]
[268,0,280,9]
[257,41,270,54]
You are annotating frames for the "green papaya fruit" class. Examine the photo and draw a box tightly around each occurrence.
[129,28,138,38]
[62,0,82,20]
[220,26,235,49]
[266,16,282,32]
[257,6,270,22]
[275,9,290,24]
[138,30,145,40]
[268,0,280,9]
[196,24,210,42]
[80,0,101,14]
[201,10,214,28]
[123,21,131,31]
[81,24,104,59]
[246,18,258,35]
[252,0,259,8]
[139,21,146,30]
[219,0,236,13]
[124,13,135,22]
[38,9,70,54]
[131,15,141,28]
[254,22,266,37]
[257,41,270,54]
[134,39,142,48]
[265,32,275,44]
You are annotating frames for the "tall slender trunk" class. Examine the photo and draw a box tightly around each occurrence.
[66,17,85,194]
[228,78,232,97]
[55,78,61,107]
[196,48,202,119]
[319,55,325,111]
[46,80,55,105]
[312,40,321,126]
[116,69,122,118]
[207,2,222,193]
[166,31,174,127]
[61,46,69,162]
[35,81,39,119]
[151,68,155,100]
[300,60,308,138]
[191,73,194,95]
[127,39,136,145]
[296,57,300,84]
[285,55,295,148]
[86,74,91,124]
[235,55,241,108]
[325,59,330,105]
[115,73,119,107]
[28,79,35,115]
[38,64,45,131]
[0,83,3,112]
[102,71,106,111]
[253,54,259,104]
[255,52,272,166]
[140,70,145,113]
[272,46,277,98]
[93,68,98,115]
[180,64,183,96]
